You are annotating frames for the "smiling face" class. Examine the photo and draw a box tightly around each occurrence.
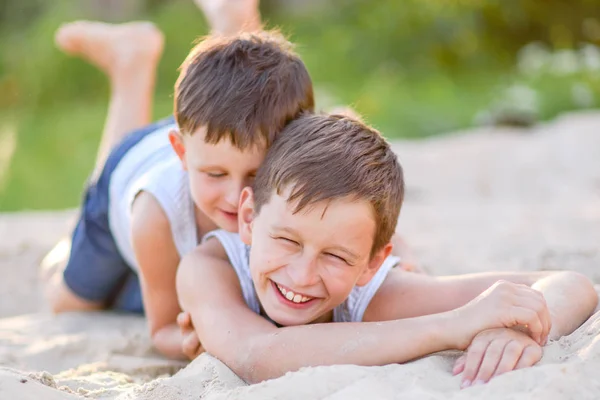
[170,127,266,234]
[238,187,392,326]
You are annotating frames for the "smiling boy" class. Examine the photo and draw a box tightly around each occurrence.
[176,113,598,386]
[46,30,315,360]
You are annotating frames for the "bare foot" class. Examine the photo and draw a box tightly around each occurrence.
[194,0,261,35]
[55,21,164,77]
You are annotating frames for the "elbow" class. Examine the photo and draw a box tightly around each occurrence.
[558,271,598,314]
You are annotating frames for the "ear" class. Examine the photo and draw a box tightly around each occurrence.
[168,129,187,170]
[356,242,393,286]
[238,187,255,246]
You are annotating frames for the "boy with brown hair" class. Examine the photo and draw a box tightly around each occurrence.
[46,29,314,360]
[176,113,598,387]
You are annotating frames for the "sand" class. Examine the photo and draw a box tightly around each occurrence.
[1,110,599,399]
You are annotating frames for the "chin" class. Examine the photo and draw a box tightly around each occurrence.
[267,309,313,327]
[215,216,238,232]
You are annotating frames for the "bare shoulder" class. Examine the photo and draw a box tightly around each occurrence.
[130,191,178,269]
[194,235,229,261]
[176,237,242,311]
[131,191,170,234]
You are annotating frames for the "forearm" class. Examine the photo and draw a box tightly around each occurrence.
[152,323,186,360]
[532,271,598,340]
[238,311,460,384]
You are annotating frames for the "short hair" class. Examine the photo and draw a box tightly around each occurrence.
[253,113,404,257]
[174,30,314,149]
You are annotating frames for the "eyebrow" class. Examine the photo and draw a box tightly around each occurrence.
[271,226,299,236]
[327,246,360,261]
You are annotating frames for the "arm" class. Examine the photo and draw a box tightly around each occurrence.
[176,240,460,383]
[532,271,598,339]
[453,272,598,388]
[176,239,549,383]
[131,192,185,359]
[366,269,598,339]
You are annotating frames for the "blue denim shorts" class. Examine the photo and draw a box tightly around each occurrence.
[63,116,175,314]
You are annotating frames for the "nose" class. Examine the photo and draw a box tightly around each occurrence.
[224,179,245,209]
[287,253,320,288]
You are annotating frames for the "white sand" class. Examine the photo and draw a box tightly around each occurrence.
[1,111,599,399]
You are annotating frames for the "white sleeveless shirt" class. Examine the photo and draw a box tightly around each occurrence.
[204,230,401,323]
[108,122,197,272]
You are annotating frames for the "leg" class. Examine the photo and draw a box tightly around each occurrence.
[194,0,261,36]
[42,117,175,314]
[55,21,164,178]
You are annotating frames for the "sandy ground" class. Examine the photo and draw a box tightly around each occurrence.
[1,111,599,399]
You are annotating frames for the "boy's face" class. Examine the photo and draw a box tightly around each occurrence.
[239,187,392,326]
[170,127,266,233]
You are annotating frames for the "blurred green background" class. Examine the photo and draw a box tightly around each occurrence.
[0,0,599,211]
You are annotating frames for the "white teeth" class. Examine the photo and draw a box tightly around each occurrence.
[276,283,312,303]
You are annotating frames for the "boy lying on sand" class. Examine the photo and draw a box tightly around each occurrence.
[176,113,598,388]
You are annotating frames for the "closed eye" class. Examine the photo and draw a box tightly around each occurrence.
[206,172,226,178]
[325,253,350,265]
[273,236,300,246]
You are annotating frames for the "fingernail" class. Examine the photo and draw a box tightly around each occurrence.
[473,380,485,386]
[461,380,471,389]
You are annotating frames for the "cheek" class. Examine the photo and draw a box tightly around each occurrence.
[250,239,289,275]
[191,175,222,209]
[321,266,361,299]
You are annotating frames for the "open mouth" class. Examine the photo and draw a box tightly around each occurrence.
[272,281,314,304]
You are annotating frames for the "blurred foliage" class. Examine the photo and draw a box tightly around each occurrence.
[0,0,599,210]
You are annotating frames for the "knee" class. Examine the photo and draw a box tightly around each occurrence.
[44,276,103,314]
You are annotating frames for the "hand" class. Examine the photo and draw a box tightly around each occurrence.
[458,280,551,348]
[177,311,204,360]
[453,328,542,389]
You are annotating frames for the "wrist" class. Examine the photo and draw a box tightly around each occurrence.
[443,308,478,350]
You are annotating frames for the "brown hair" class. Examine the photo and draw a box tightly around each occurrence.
[253,113,405,257]
[174,30,314,149]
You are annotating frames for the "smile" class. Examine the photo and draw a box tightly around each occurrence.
[274,282,314,304]
[220,210,238,218]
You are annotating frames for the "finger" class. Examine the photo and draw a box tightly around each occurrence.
[182,332,201,360]
[515,290,551,344]
[541,297,552,345]
[473,339,508,384]
[453,355,466,376]
[491,340,523,378]
[461,338,492,388]
[195,343,206,358]
[177,312,189,328]
[527,293,551,345]
[510,307,543,344]
[515,345,543,370]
